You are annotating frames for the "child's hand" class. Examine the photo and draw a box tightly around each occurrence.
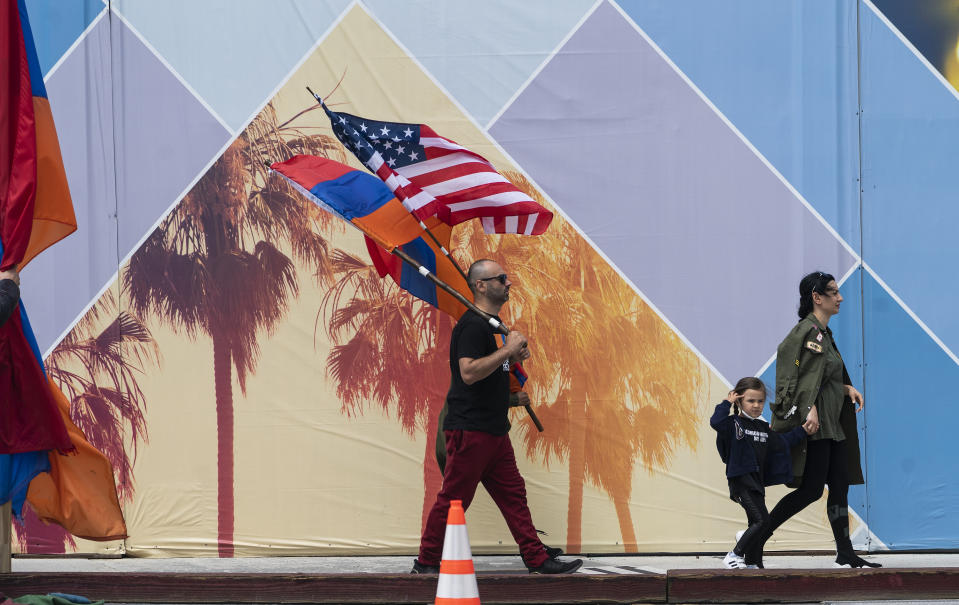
[727,390,741,414]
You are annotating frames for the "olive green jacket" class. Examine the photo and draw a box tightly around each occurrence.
[769,314,864,487]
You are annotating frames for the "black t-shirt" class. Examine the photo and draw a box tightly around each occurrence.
[443,310,511,435]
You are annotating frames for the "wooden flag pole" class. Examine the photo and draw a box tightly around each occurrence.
[271,128,544,431]
[1,500,12,573]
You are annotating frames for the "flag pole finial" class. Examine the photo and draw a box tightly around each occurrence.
[306,86,323,106]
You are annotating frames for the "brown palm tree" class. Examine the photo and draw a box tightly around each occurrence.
[461,171,705,553]
[16,290,158,553]
[319,248,453,529]
[124,103,339,556]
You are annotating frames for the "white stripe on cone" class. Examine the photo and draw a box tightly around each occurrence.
[435,573,480,600]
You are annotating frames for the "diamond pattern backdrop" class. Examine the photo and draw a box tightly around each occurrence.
[17,0,959,554]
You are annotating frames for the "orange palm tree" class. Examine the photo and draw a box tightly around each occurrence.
[124,103,338,556]
[17,290,158,553]
[462,172,705,552]
[317,162,704,552]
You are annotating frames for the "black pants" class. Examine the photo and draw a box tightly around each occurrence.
[752,439,852,564]
[732,487,770,559]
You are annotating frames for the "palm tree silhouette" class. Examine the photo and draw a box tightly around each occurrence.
[461,171,705,553]
[16,290,158,553]
[319,248,453,529]
[316,162,705,552]
[124,103,338,556]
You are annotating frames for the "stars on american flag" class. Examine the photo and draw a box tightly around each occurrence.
[322,103,553,235]
[326,109,426,170]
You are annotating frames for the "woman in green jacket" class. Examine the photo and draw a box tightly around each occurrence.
[755,271,880,569]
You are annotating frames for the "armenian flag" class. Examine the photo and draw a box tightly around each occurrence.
[1,0,126,541]
[1,0,77,271]
[271,154,471,318]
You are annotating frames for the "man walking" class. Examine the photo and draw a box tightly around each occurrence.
[412,259,582,575]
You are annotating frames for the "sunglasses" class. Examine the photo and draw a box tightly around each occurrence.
[476,274,508,285]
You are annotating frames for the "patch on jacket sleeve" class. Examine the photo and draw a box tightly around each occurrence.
[805,341,823,353]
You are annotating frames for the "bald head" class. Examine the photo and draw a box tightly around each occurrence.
[467,259,498,294]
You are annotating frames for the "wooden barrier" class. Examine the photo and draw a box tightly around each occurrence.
[2,565,959,603]
[0,572,666,604]
[667,567,959,603]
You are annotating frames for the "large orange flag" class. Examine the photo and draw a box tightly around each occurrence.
[26,378,127,540]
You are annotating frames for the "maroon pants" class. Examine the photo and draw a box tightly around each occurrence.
[418,429,548,567]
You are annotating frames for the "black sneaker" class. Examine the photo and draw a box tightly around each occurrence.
[410,559,440,574]
[528,557,583,574]
[545,544,564,559]
[834,552,882,568]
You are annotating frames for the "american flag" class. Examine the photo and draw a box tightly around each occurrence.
[322,104,553,235]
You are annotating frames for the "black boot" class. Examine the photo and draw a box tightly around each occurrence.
[829,502,880,568]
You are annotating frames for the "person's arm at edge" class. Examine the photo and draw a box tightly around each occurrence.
[0,272,21,327]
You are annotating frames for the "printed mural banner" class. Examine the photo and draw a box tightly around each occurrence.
[14,0,959,555]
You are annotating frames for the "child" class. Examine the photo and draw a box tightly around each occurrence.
[710,377,812,569]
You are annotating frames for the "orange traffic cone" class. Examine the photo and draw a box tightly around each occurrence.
[434,499,480,605]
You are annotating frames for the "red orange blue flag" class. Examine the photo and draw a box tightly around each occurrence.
[1,0,127,541]
[1,0,77,271]
[1,0,74,470]
[271,155,472,319]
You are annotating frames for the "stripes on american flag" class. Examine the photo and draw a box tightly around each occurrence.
[322,104,553,236]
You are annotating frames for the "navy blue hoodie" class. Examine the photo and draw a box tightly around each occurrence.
[710,399,806,487]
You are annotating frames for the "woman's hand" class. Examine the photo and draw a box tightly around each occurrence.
[846,385,864,412]
[803,404,819,434]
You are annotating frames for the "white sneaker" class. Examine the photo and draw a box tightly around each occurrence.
[723,551,746,569]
